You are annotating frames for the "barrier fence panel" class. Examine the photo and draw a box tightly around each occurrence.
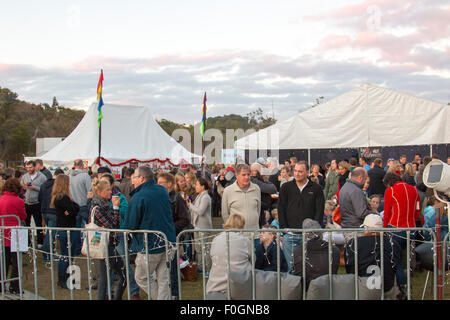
[176,226,439,301]
[0,225,171,300]
[0,224,445,300]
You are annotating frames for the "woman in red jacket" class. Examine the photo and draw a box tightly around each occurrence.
[382,172,421,299]
[0,178,27,294]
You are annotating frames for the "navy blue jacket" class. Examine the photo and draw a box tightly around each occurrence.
[255,241,288,272]
[121,180,176,254]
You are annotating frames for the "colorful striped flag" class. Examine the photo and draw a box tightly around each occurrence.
[97,69,104,128]
[201,92,207,138]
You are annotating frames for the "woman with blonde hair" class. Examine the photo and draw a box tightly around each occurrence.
[387,160,403,176]
[402,163,416,186]
[90,178,126,300]
[50,174,80,289]
[206,214,253,297]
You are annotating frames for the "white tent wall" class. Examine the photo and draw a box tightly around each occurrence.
[34,103,201,169]
[235,84,450,151]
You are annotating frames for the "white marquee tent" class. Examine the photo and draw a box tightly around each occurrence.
[34,103,201,168]
[235,83,450,151]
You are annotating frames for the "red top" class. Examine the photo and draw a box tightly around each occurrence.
[383,182,421,228]
[0,192,27,247]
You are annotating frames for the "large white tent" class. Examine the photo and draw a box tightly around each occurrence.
[35,103,201,168]
[235,83,450,151]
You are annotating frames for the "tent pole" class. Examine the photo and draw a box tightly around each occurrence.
[430,144,432,157]
[308,149,311,168]
[98,121,102,165]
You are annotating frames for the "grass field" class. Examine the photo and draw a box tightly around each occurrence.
[3,217,450,300]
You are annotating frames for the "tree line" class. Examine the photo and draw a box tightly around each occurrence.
[0,87,276,161]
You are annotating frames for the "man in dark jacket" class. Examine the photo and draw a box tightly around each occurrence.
[39,168,64,262]
[278,161,325,272]
[35,159,53,180]
[157,172,191,300]
[292,219,340,291]
[339,167,374,231]
[344,214,401,299]
[122,166,176,300]
[368,158,386,196]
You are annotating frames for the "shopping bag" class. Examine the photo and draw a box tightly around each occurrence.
[81,206,109,259]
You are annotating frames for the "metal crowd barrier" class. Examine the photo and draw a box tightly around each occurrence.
[443,232,450,300]
[0,224,444,300]
[177,227,439,300]
[0,215,24,300]
[0,225,171,300]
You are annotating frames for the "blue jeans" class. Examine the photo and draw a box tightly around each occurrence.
[182,232,193,261]
[388,226,413,286]
[42,214,57,262]
[282,233,303,273]
[56,230,77,280]
[109,234,140,296]
[98,245,126,300]
[72,206,88,256]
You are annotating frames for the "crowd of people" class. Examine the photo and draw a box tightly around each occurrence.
[0,153,449,300]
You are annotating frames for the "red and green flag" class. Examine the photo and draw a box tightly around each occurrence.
[201,92,207,138]
[97,70,104,128]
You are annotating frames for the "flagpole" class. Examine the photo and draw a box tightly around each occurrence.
[97,69,103,165]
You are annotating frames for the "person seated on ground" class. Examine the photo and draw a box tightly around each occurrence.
[292,218,340,290]
[423,195,448,242]
[369,194,382,213]
[206,214,253,297]
[344,214,402,300]
[255,225,287,272]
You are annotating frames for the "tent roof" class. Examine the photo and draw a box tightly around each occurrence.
[39,103,200,167]
[235,83,450,150]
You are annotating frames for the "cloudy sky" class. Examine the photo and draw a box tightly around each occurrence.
[0,0,449,124]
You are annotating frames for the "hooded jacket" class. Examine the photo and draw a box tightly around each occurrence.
[69,169,92,207]
[20,171,47,205]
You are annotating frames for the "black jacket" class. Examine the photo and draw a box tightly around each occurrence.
[169,190,191,235]
[255,241,288,272]
[292,237,340,289]
[38,178,56,215]
[277,179,325,229]
[345,235,401,292]
[368,166,386,196]
[40,167,53,180]
[54,194,80,228]
[402,174,416,187]
[269,169,281,192]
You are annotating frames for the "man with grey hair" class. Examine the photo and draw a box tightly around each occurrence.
[339,167,374,230]
[121,165,176,300]
[221,164,261,233]
[292,218,340,290]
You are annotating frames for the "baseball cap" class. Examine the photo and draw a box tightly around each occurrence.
[360,214,383,229]
[256,157,266,166]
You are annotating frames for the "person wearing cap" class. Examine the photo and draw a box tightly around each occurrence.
[292,218,340,290]
[384,158,395,172]
[344,214,401,299]
[278,161,325,272]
